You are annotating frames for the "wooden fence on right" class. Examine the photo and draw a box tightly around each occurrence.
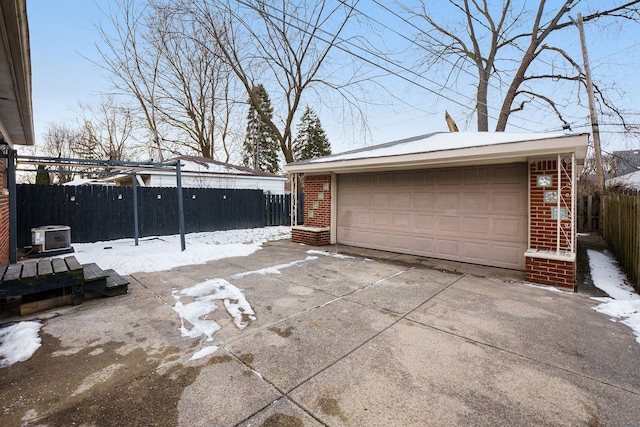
[602,191,640,291]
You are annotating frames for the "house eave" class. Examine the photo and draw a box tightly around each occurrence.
[284,134,588,175]
[0,0,34,147]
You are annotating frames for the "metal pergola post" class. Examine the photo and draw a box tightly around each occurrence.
[176,161,186,251]
[11,154,188,252]
[7,148,17,263]
[291,173,298,226]
[132,172,139,246]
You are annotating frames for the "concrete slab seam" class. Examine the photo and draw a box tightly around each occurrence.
[406,317,640,397]
[228,266,433,426]
[278,273,468,412]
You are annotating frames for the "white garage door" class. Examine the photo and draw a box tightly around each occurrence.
[337,164,528,270]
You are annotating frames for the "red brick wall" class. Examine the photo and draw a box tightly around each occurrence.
[291,228,330,246]
[303,175,331,228]
[526,257,574,289]
[527,158,575,288]
[1,157,8,266]
[529,159,573,251]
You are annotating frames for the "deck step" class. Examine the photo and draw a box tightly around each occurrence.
[83,266,128,297]
[82,263,109,282]
[1,257,127,315]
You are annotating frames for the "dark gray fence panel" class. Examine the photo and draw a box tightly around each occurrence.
[16,185,282,246]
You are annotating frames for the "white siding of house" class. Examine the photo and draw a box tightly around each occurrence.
[147,173,286,194]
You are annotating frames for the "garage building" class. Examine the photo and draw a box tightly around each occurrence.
[284,132,588,289]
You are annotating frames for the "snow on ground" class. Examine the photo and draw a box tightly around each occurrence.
[0,321,43,368]
[306,249,354,259]
[171,248,359,359]
[172,278,256,360]
[67,226,291,276]
[230,256,318,279]
[587,249,640,345]
[1,227,290,367]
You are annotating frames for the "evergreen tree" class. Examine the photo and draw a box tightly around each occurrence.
[293,107,331,161]
[242,84,280,173]
[35,165,50,185]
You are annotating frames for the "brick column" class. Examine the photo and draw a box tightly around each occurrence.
[291,174,331,246]
[526,158,575,288]
[0,158,8,265]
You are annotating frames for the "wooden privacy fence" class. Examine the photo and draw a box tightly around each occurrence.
[602,191,640,292]
[16,185,299,247]
[577,194,600,232]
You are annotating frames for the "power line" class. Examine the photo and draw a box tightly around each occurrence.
[368,0,573,115]
[235,0,543,131]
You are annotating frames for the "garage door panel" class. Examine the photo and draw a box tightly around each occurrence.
[494,164,526,184]
[437,239,460,257]
[373,232,390,247]
[356,211,371,225]
[393,193,412,208]
[373,193,391,208]
[392,172,416,187]
[437,193,460,210]
[338,209,353,224]
[464,167,489,184]
[493,218,525,241]
[355,193,372,207]
[414,214,435,230]
[437,216,461,233]
[337,164,527,270]
[414,192,435,209]
[355,175,373,187]
[437,169,460,185]
[391,234,412,250]
[373,212,391,227]
[463,240,491,263]
[413,236,435,253]
[493,244,525,267]
[392,213,411,229]
[493,192,525,212]
[463,217,490,236]
[463,192,490,211]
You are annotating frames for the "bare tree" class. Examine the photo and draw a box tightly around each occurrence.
[183,0,358,163]
[405,0,640,132]
[79,97,137,161]
[96,0,241,161]
[145,2,240,159]
[96,0,164,161]
[40,123,84,183]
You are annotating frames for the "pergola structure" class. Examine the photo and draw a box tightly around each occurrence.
[0,152,189,263]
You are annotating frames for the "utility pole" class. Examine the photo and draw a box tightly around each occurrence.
[573,13,604,191]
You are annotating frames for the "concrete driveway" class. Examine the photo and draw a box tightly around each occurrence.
[1,239,640,426]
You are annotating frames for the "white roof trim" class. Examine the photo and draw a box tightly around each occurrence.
[284,132,588,174]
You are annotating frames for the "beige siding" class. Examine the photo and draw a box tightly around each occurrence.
[337,164,527,270]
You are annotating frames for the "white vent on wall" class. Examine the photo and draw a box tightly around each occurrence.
[31,225,71,253]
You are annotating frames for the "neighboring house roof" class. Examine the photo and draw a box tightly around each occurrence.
[62,178,114,186]
[0,0,33,147]
[612,150,640,176]
[284,132,589,174]
[107,156,286,182]
[606,170,640,191]
[172,156,285,179]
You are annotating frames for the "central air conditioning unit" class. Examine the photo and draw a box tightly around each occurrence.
[31,225,72,253]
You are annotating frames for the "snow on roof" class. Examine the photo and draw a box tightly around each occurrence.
[179,159,252,175]
[174,156,282,178]
[303,131,571,164]
[62,178,113,186]
[606,170,640,191]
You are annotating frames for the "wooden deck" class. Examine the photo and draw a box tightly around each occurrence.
[0,256,128,315]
